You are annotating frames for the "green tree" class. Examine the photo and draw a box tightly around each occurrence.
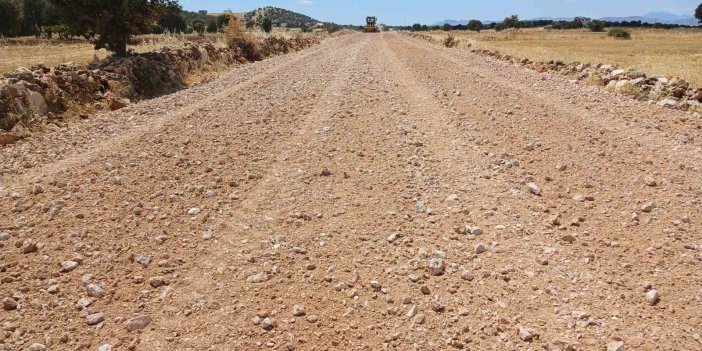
[411,23,422,31]
[696,3,702,23]
[159,13,187,33]
[467,19,482,32]
[0,0,21,36]
[23,0,47,37]
[260,17,272,33]
[192,19,205,34]
[206,20,217,33]
[441,23,452,31]
[49,0,180,56]
[503,14,520,28]
[216,14,230,29]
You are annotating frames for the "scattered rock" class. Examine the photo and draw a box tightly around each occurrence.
[518,326,533,341]
[125,315,152,332]
[428,258,445,276]
[607,340,625,351]
[86,284,104,298]
[646,289,660,305]
[86,312,105,326]
[527,182,541,196]
[641,202,655,213]
[292,304,306,316]
[474,243,488,254]
[61,260,79,272]
[2,297,17,311]
[131,252,152,267]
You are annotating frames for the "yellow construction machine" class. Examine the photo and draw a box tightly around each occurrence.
[364,16,380,33]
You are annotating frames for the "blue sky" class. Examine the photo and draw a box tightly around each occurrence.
[180,0,701,25]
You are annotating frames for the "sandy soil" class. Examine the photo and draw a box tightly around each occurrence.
[1,33,701,351]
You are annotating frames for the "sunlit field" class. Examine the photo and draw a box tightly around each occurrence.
[0,27,302,73]
[428,27,702,85]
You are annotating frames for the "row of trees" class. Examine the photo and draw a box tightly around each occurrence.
[0,0,61,38]
[0,0,282,56]
[404,4,702,33]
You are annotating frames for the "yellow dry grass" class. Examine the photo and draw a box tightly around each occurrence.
[0,27,304,74]
[429,28,702,86]
[0,32,227,73]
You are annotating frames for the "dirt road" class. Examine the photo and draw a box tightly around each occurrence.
[1,33,701,351]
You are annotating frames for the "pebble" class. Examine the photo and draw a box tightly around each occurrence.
[86,312,105,325]
[306,315,318,323]
[125,315,152,332]
[467,226,483,235]
[155,235,168,244]
[518,326,533,341]
[2,297,17,310]
[47,284,59,294]
[370,280,382,290]
[30,184,44,195]
[428,258,445,276]
[76,297,94,310]
[187,207,201,215]
[247,272,269,283]
[645,289,659,305]
[474,243,488,254]
[644,176,657,187]
[407,305,418,318]
[607,340,624,351]
[641,202,655,213]
[202,231,213,240]
[261,317,275,330]
[527,183,541,196]
[86,284,104,298]
[387,232,399,243]
[149,276,168,288]
[131,252,152,267]
[26,344,46,351]
[461,271,475,281]
[292,304,306,316]
[61,260,79,272]
[97,345,113,351]
[292,247,307,254]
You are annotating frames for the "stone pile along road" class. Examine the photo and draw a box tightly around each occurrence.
[1,33,701,351]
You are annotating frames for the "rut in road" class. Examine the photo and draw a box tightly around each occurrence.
[1,33,701,351]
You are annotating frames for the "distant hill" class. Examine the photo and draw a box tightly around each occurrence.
[244,7,319,28]
[436,11,699,27]
[600,13,698,26]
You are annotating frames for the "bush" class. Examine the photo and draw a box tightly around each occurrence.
[587,20,605,32]
[608,28,631,39]
[443,34,459,48]
[223,18,261,61]
[442,23,452,32]
[260,17,273,33]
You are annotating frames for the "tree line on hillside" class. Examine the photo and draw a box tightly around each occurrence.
[395,4,702,32]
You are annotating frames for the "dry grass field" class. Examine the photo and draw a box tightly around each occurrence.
[0,27,302,74]
[429,28,702,86]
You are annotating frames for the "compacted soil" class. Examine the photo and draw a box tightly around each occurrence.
[1,33,701,351]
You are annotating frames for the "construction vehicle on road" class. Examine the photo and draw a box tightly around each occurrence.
[365,16,379,33]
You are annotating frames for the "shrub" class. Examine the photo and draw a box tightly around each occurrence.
[260,17,273,33]
[442,23,452,32]
[608,28,631,39]
[587,20,605,32]
[443,34,459,48]
[223,18,261,61]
